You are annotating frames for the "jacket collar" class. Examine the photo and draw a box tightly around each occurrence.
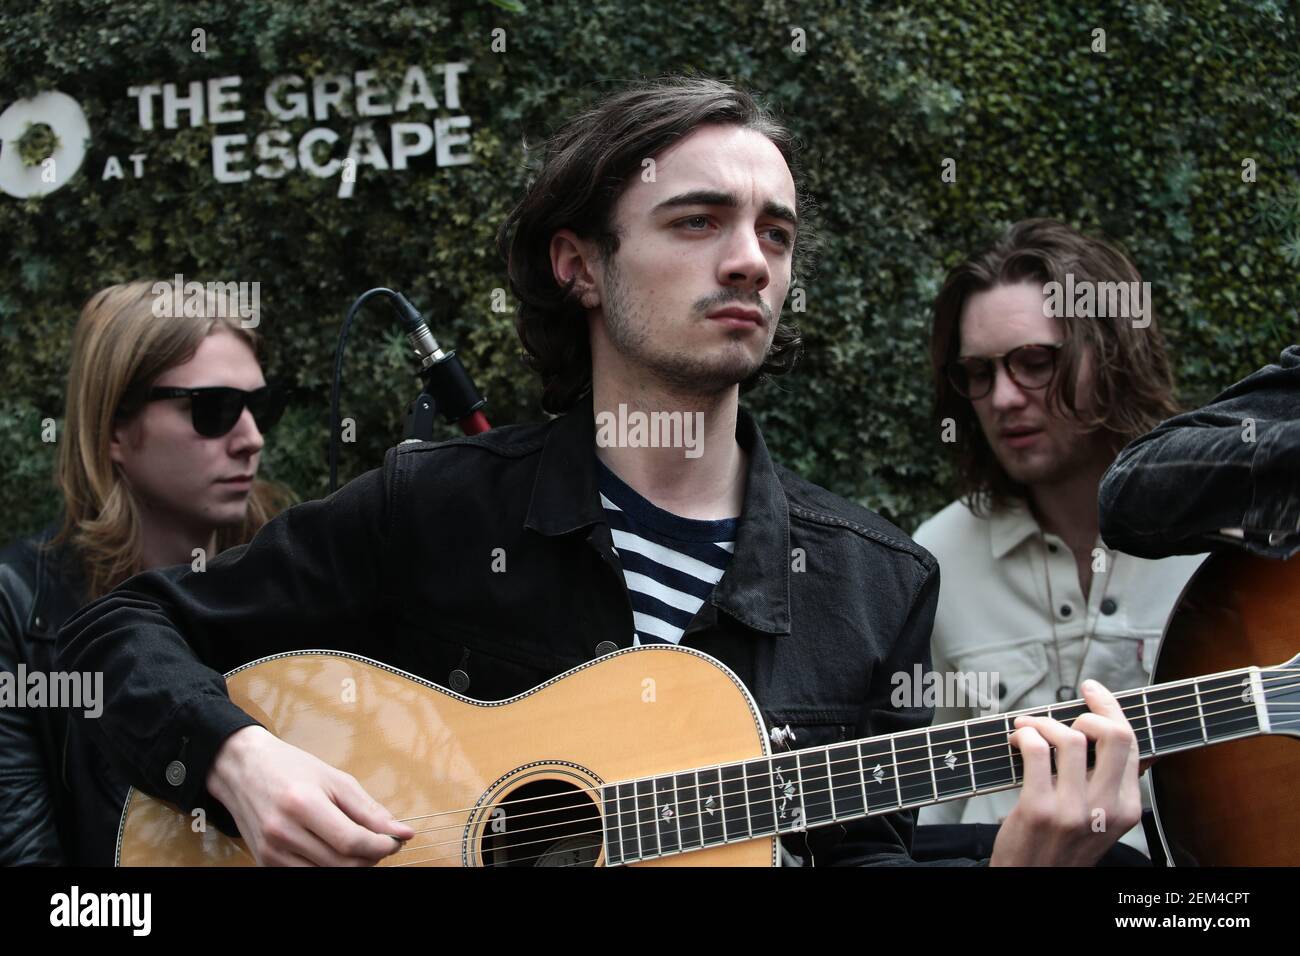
[525,392,792,636]
[988,497,1043,559]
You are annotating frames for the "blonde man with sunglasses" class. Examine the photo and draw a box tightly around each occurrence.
[0,280,295,865]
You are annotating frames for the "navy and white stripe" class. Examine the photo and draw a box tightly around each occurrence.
[597,458,736,645]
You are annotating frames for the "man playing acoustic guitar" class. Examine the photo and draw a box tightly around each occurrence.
[58,75,1144,867]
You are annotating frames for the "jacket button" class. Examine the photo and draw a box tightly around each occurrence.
[1059,603,1073,618]
[165,760,187,787]
[33,615,45,631]
[1100,598,1118,615]
[449,669,470,693]
[594,641,618,657]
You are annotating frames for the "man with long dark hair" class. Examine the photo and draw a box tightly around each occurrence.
[912,220,1206,861]
[60,78,1143,866]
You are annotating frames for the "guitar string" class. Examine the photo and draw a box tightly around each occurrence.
[381,668,1299,832]
[384,669,1300,839]
[379,673,1300,864]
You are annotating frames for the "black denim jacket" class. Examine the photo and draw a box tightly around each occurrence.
[1100,344,1300,559]
[58,395,984,866]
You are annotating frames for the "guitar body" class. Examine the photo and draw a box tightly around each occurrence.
[1150,551,1300,865]
[116,645,778,866]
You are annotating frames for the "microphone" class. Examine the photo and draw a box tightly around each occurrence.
[329,287,490,493]
[385,291,490,438]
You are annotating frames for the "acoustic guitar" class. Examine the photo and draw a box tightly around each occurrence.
[116,551,1299,866]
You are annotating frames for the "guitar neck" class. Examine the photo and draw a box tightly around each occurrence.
[601,663,1294,866]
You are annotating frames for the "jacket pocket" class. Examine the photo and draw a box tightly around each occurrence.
[949,643,1049,715]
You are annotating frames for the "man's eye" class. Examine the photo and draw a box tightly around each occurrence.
[680,215,710,230]
[765,227,792,246]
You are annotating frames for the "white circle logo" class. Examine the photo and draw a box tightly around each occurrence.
[0,91,89,198]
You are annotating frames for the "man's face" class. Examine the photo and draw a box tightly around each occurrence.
[959,280,1109,488]
[580,123,797,394]
[110,325,267,538]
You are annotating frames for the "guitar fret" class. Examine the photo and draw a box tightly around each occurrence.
[720,762,748,842]
[824,749,839,822]
[770,752,800,832]
[652,776,678,857]
[966,722,977,792]
[1128,689,1154,758]
[796,746,833,828]
[927,729,939,801]
[674,771,698,851]
[1008,714,1020,785]
[615,782,637,865]
[1198,671,1262,742]
[897,731,932,806]
[1195,681,1208,743]
[890,734,902,808]
[630,780,643,860]
[968,715,1015,790]
[929,722,973,799]
[855,741,870,814]
[858,736,898,813]
[1147,680,1202,753]
[601,785,618,866]
[827,742,864,819]
[635,778,659,858]
[697,766,725,846]
[745,757,777,837]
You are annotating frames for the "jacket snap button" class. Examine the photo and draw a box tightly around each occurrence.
[33,615,45,630]
[449,669,470,693]
[594,641,618,656]
[1100,598,1118,615]
[165,760,187,787]
[1059,603,1073,618]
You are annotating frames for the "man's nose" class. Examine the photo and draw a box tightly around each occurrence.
[228,407,265,456]
[988,363,1029,410]
[719,227,770,293]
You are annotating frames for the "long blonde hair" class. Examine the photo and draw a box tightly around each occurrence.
[47,280,298,600]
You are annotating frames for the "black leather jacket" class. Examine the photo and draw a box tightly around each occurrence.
[1101,343,1300,559]
[0,522,86,864]
[59,395,985,866]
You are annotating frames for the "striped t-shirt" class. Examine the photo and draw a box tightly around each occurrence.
[597,458,737,646]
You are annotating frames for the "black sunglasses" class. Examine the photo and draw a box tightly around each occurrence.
[134,384,289,438]
[945,343,1064,400]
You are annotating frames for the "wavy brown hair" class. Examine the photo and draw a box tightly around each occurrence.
[45,280,298,601]
[496,74,819,413]
[930,218,1181,514]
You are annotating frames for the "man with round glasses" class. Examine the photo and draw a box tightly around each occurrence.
[910,219,1207,864]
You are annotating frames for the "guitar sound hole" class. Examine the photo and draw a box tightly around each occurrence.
[481,779,602,867]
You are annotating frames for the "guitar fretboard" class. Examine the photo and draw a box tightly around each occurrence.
[600,665,1288,866]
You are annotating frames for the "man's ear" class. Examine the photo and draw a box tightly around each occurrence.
[550,228,601,309]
